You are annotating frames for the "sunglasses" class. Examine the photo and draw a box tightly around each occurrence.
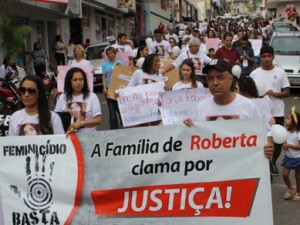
[19,87,38,95]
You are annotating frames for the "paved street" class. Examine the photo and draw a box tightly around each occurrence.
[95,88,300,225]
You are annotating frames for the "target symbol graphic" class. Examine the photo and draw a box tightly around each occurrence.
[24,177,53,212]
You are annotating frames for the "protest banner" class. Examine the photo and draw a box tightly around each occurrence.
[0,109,13,136]
[117,82,165,127]
[57,65,94,93]
[0,134,83,225]
[0,118,273,224]
[205,38,220,52]
[107,64,136,100]
[159,88,212,125]
[249,39,263,56]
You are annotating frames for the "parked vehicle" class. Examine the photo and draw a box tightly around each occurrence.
[269,31,300,88]
[42,71,57,110]
[272,22,299,32]
[0,72,21,110]
[85,41,109,88]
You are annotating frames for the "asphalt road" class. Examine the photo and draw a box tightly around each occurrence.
[95,88,300,225]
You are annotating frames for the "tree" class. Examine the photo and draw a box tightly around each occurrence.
[0,0,31,56]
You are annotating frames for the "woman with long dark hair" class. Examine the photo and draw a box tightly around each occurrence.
[128,54,164,86]
[9,75,64,136]
[55,67,101,134]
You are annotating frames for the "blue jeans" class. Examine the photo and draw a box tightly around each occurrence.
[106,97,122,129]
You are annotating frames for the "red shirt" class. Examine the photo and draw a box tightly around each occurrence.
[214,46,240,67]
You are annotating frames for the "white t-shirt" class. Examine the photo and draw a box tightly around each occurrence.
[286,131,300,158]
[54,92,101,133]
[251,95,274,124]
[127,69,164,87]
[197,94,261,122]
[172,81,204,90]
[172,50,211,75]
[68,58,91,66]
[111,43,134,57]
[9,109,65,136]
[165,34,179,44]
[250,66,290,117]
[149,40,172,60]
[182,34,193,41]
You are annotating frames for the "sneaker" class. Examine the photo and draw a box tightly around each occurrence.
[270,162,279,176]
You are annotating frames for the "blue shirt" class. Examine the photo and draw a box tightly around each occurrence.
[102,59,123,88]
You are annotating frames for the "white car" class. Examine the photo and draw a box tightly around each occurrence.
[85,42,109,87]
[269,31,300,88]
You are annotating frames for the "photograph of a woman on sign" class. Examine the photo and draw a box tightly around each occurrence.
[68,101,87,121]
[19,123,42,136]
[118,0,132,8]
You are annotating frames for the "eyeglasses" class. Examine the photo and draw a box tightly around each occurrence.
[19,87,38,95]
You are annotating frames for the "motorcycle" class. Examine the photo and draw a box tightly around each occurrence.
[0,72,21,110]
[42,70,57,110]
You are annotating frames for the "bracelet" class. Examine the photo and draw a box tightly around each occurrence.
[81,121,85,128]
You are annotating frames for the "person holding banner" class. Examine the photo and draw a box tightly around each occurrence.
[68,45,91,66]
[102,47,123,129]
[9,75,64,136]
[55,67,101,134]
[183,59,274,158]
[127,54,164,87]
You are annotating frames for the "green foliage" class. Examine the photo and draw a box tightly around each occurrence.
[0,10,32,56]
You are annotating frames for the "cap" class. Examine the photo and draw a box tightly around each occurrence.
[202,59,231,74]
[108,36,116,42]
[260,45,274,56]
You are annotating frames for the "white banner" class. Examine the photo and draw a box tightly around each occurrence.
[0,135,83,225]
[0,118,273,225]
[117,82,165,127]
[249,39,263,56]
[159,88,212,125]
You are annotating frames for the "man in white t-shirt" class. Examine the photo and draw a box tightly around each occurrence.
[165,27,179,44]
[183,59,274,158]
[250,45,290,176]
[162,37,211,87]
[111,33,134,67]
[149,29,174,60]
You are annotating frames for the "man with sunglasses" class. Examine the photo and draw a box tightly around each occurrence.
[250,46,290,176]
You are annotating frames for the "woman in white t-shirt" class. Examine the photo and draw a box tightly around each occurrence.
[55,67,101,134]
[9,75,65,136]
[68,45,91,66]
[172,58,204,90]
[127,54,164,87]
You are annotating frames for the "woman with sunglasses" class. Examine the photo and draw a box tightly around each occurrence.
[54,67,101,134]
[9,75,64,136]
